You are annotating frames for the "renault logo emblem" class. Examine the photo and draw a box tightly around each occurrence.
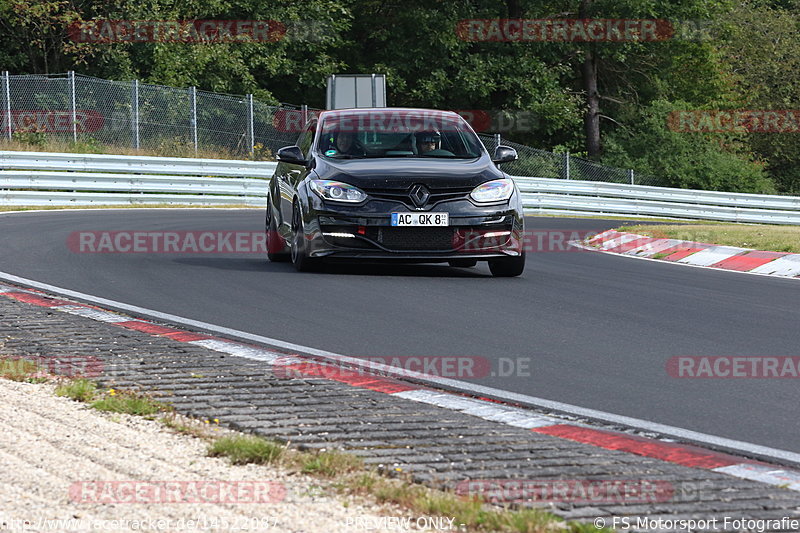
[409,184,430,207]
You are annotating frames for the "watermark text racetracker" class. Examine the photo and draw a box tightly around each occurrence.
[68,19,335,44]
[0,354,102,378]
[1,517,282,531]
[457,18,670,42]
[667,356,800,378]
[273,356,532,380]
[69,20,284,43]
[457,18,715,42]
[273,108,539,133]
[69,231,267,254]
[668,110,800,133]
[1,110,104,133]
[69,480,286,504]
[456,479,680,504]
[458,229,597,254]
[68,230,598,254]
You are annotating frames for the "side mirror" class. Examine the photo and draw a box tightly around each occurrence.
[277,145,306,165]
[492,145,518,164]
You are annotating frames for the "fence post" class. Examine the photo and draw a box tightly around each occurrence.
[3,71,10,140]
[189,86,198,154]
[68,71,77,142]
[494,133,501,149]
[131,80,140,150]
[301,104,308,126]
[247,94,254,157]
[564,151,571,180]
[629,169,635,185]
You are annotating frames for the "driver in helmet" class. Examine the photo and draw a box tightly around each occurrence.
[416,131,441,155]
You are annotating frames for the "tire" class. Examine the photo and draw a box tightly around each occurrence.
[488,252,525,277]
[448,259,478,268]
[266,198,290,262]
[291,204,320,272]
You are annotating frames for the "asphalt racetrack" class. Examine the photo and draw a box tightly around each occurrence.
[1,209,798,453]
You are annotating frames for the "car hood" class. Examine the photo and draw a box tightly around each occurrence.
[313,156,504,190]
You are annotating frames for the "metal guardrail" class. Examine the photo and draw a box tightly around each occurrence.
[2,151,800,224]
[0,151,276,177]
[514,176,800,225]
[0,151,275,206]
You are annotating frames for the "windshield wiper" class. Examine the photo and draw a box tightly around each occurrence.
[326,154,367,159]
[419,154,478,159]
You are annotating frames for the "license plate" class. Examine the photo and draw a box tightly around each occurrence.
[391,212,449,226]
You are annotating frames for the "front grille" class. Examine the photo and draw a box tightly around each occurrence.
[373,227,455,251]
[364,186,472,208]
[321,222,513,253]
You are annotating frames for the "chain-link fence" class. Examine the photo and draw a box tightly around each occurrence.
[477,134,667,187]
[0,72,308,158]
[1,72,662,185]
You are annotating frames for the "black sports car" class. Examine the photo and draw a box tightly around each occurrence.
[265,108,525,277]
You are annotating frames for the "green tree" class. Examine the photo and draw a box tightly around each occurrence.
[546,0,738,158]
[603,99,773,192]
[719,0,800,192]
[0,0,351,103]
[0,0,93,72]
[341,0,583,149]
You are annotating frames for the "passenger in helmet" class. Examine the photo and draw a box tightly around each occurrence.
[416,131,441,155]
[326,130,365,156]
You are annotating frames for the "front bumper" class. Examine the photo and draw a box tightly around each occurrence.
[307,212,524,259]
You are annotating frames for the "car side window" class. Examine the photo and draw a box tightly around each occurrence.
[297,122,316,156]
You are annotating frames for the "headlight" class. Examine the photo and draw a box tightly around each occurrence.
[470,178,514,203]
[309,180,367,203]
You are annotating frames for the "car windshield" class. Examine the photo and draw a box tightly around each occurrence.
[317,111,485,159]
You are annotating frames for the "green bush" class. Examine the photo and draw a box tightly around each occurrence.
[12,129,48,148]
[55,378,97,402]
[208,435,285,465]
[602,100,775,193]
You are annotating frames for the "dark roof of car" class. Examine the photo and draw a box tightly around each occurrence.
[318,108,461,119]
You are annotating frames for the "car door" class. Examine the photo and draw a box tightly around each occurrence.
[277,120,316,237]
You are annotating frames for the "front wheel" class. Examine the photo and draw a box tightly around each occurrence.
[266,198,290,263]
[291,205,320,272]
[488,252,525,277]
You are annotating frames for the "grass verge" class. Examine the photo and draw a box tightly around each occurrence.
[90,387,171,417]
[160,413,224,439]
[0,139,273,161]
[208,435,286,465]
[3,371,609,533]
[0,357,48,383]
[618,223,800,253]
[528,213,691,224]
[54,379,170,416]
[345,471,575,532]
[300,449,363,477]
[55,378,97,401]
[206,433,601,533]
